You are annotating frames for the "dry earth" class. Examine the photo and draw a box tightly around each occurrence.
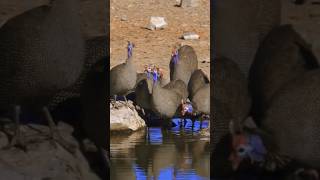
[110,0,210,79]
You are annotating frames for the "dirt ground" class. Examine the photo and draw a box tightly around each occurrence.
[281,0,320,61]
[110,0,210,79]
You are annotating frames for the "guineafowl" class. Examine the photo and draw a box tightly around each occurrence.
[169,45,198,85]
[228,68,320,177]
[48,35,107,110]
[110,41,137,103]
[81,58,108,179]
[181,84,209,129]
[0,0,84,152]
[212,57,251,150]
[249,24,319,120]
[188,69,209,101]
[150,74,183,127]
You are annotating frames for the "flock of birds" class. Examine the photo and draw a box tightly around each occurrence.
[213,24,320,179]
[110,42,210,128]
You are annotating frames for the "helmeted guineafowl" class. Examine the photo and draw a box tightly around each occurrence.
[0,0,84,152]
[150,73,184,127]
[228,68,320,177]
[188,69,209,101]
[212,57,251,150]
[48,35,107,110]
[249,24,319,120]
[110,41,137,103]
[169,45,198,85]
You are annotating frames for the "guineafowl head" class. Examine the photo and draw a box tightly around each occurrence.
[181,101,194,116]
[127,41,135,59]
[228,118,267,171]
[171,48,179,65]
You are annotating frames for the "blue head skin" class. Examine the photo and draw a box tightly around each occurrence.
[181,102,194,116]
[127,41,134,59]
[230,133,267,170]
[172,49,179,64]
[152,71,158,85]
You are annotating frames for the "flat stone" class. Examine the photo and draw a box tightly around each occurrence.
[180,0,199,8]
[121,16,127,21]
[182,32,200,40]
[147,16,167,30]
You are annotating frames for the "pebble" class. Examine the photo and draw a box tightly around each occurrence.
[147,16,167,30]
[180,0,199,8]
[121,16,128,21]
[182,32,200,40]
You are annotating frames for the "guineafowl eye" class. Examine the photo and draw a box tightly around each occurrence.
[237,146,248,157]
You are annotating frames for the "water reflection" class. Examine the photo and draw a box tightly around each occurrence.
[110,119,210,180]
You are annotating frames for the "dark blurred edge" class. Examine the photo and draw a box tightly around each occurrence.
[105,0,110,179]
[210,0,215,179]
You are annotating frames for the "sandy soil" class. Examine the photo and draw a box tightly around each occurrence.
[281,0,320,61]
[110,0,210,79]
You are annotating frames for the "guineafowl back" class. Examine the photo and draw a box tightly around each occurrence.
[163,79,188,100]
[0,0,84,107]
[212,57,251,150]
[48,35,107,110]
[169,45,198,85]
[188,69,209,100]
[151,82,181,118]
[261,69,320,169]
[192,84,210,114]
[249,24,319,119]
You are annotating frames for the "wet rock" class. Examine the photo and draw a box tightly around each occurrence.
[110,100,146,131]
[180,0,199,8]
[0,122,100,180]
[182,32,200,40]
[147,16,167,30]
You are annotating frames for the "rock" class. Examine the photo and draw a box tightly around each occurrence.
[110,100,146,131]
[147,16,167,30]
[182,32,200,40]
[0,122,100,180]
[121,16,127,21]
[180,0,199,8]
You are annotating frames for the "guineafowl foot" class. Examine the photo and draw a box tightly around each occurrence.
[42,106,77,154]
[295,168,319,180]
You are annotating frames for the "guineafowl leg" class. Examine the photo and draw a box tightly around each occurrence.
[199,115,203,129]
[42,106,77,154]
[8,105,26,150]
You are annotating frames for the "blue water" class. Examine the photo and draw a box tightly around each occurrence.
[110,119,210,180]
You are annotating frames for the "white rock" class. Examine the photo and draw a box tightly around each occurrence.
[182,32,200,40]
[180,0,199,7]
[121,16,127,21]
[110,100,146,131]
[0,123,100,180]
[148,16,167,30]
